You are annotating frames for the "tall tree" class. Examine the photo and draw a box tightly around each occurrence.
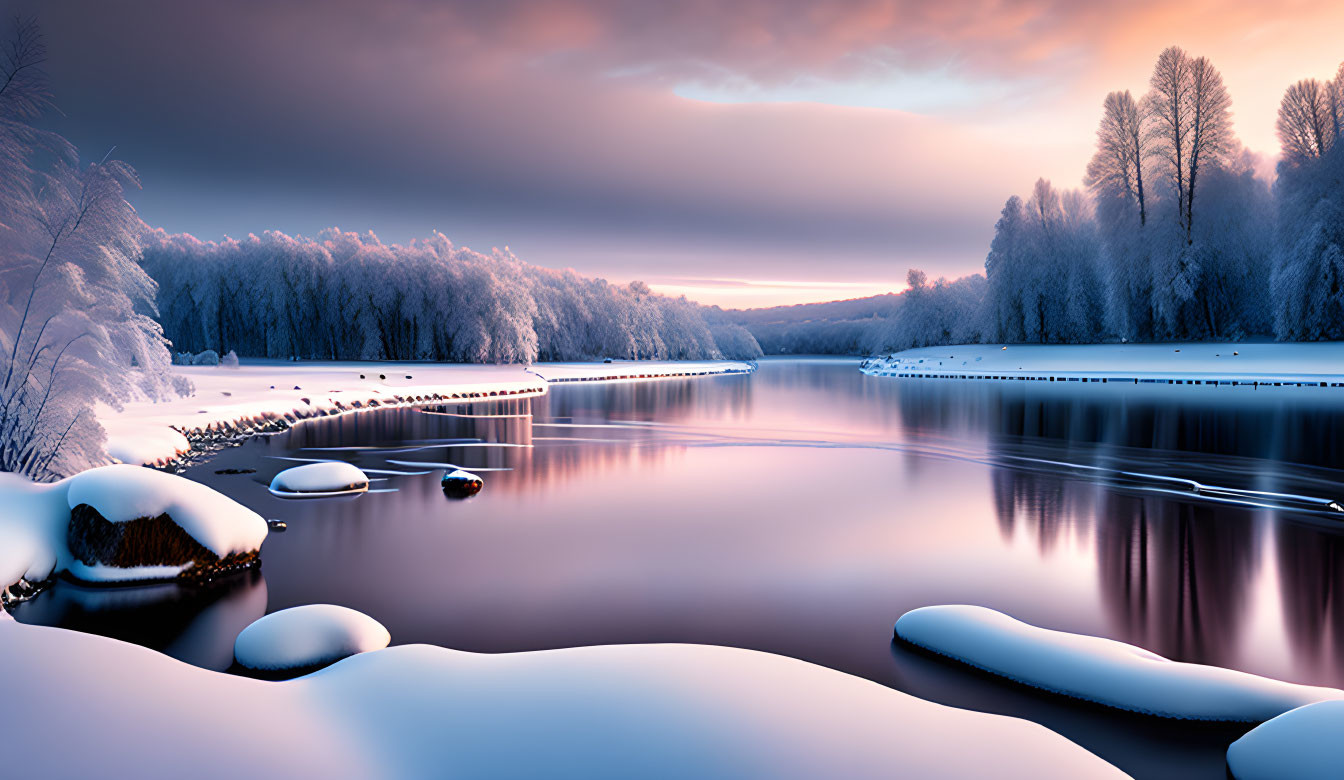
[1184,55,1232,244]
[1277,78,1337,165]
[1144,47,1232,245]
[1085,90,1148,225]
[0,18,181,478]
[1145,47,1192,234]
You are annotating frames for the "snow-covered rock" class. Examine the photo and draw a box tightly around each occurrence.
[0,466,267,588]
[441,468,483,497]
[1226,700,1344,779]
[0,618,1126,779]
[234,604,391,671]
[64,465,267,582]
[895,605,1344,721]
[269,462,369,497]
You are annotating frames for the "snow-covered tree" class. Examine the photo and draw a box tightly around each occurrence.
[0,17,181,478]
[143,228,762,364]
[1086,90,1149,226]
[1144,47,1233,245]
[1272,64,1344,341]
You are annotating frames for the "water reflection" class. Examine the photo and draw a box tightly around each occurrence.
[13,569,266,671]
[14,358,1344,780]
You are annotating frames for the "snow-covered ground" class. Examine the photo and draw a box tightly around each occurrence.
[862,343,1344,386]
[528,359,754,383]
[895,606,1344,722]
[101,359,754,468]
[0,617,1126,779]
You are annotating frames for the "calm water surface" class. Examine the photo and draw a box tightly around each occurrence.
[18,357,1344,779]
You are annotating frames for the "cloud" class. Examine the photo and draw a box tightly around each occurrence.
[17,0,1344,306]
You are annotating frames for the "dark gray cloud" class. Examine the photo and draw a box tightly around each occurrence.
[17,0,1119,295]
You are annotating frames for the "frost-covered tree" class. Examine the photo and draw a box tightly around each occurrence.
[984,181,1103,343]
[1086,90,1149,226]
[1144,47,1232,245]
[143,229,762,363]
[864,270,986,353]
[1277,79,1338,164]
[1272,62,1344,341]
[0,17,180,478]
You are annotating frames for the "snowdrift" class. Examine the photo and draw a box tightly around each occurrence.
[0,618,1126,779]
[1226,700,1344,779]
[895,605,1344,721]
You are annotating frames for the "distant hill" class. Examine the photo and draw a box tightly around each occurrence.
[720,293,901,326]
[707,293,902,355]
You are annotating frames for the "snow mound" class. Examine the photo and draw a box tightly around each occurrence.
[235,604,390,670]
[269,462,369,497]
[895,605,1344,722]
[0,618,1126,779]
[67,465,268,559]
[1226,700,1344,779]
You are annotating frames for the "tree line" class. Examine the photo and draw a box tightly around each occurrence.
[750,47,1343,355]
[143,229,763,364]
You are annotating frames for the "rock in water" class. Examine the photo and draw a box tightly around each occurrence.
[441,468,483,498]
[63,465,267,584]
[269,462,369,497]
[234,604,391,671]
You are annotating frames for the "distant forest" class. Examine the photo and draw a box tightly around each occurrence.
[727,47,1344,355]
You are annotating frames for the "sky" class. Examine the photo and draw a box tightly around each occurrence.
[22,0,1344,308]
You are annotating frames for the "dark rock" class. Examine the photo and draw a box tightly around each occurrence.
[67,504,259,584]
[441,469,484,498]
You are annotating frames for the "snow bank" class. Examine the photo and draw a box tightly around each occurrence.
[0,466,267,589]
[1226,700,1344,779]
[895,605,1344,721]
[234,604,390,670]
[0,619,1125,779]
[864,343,1344,386]
[529,360,755,384]
[269,462,369,497]
[100,359,752,469]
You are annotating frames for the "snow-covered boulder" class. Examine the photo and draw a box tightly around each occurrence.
[269,462,369,497]
[895,605,1344,721]
[441,468,483,498]
[234,604,390,671]
[190,349,220,366]
[64,465,268,583]
[1226,700,1344,779]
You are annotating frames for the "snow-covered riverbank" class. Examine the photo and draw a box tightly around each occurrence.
[100,360,754,468]
[0,616,1125,779]
[862,343,1344,387]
